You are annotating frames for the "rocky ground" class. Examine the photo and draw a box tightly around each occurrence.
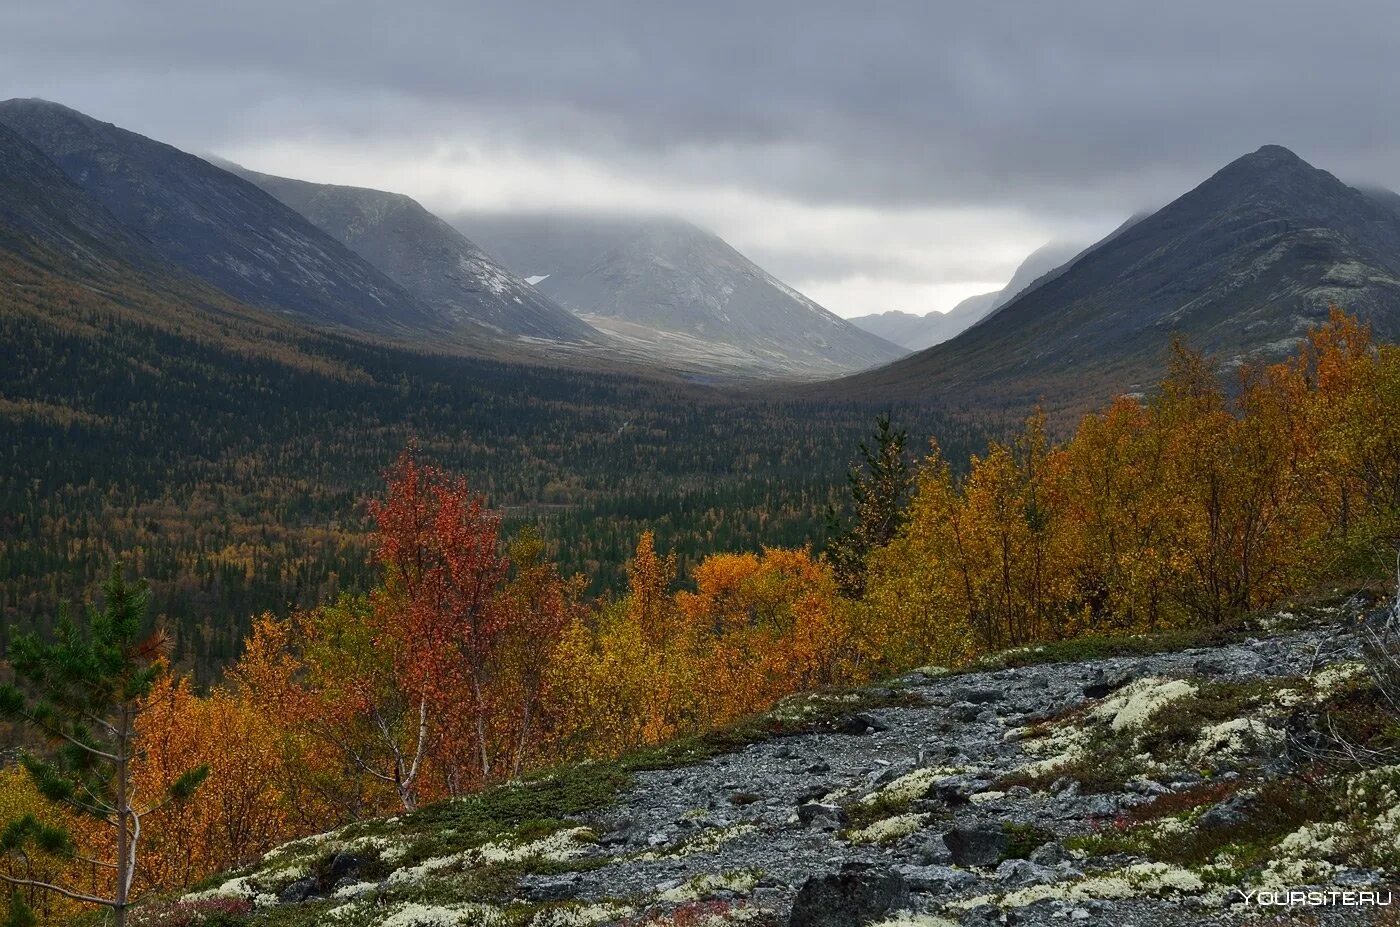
[159,598,1400,927]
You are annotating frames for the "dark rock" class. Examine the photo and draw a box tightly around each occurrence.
[1083,795,1119,817]
[1029,841,1069,866]
[277,878,318,904]
[836,712,889,735]
[995,859,1058,887]
[943,826,1009,866]
[789,864,910,927]
[1083,668,1132,699]
[875,763,912,785]
[933,774,991,806]
[326,852,364,884]
[951,702,983,722]
[520,872,583,902]
[804,761,831,775]
[1197,793,1253,831]
[1194,650,1264,676]
[960,903,1003,925]
[796,802,846,830]
[894,863,978,894]
[954,686,1003,704]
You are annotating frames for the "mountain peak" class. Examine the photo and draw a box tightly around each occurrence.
[835,143,1400,413]
[1246,143,1305,163]
[1213,143,1325,186]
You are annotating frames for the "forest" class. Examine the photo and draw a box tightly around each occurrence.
[0,311,1396,925]
[0,249,979,679]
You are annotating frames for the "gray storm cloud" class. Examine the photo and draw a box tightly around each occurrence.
[3,0,1398,316]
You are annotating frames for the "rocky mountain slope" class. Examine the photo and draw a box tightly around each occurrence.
[0,122,162,273]
[850,241,1086,351]
[834,146,1400,414]
[226,164,601,344]
[0,98,442,336]
[463,213,906,378]
[159,597,1398,927]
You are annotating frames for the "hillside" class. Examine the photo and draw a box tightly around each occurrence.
[226,164,602,344]
[0,122,162,273]
[464,213,907,377]
[146,600,1398,927]
[850,241,1086,351]
[0,98,443,336]
[834,146,1400,416]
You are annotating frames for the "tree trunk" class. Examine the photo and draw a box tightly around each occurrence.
[114,709,131,927]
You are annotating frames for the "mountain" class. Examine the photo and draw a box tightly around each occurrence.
[0,98,442,336]
[463,213,906,377]
[849,240,1085,351]
[224,164,601,344]
[836,145,1400,415]
[0,122,159,272]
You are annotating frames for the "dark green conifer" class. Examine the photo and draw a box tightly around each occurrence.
[824,413,912,597]
[0,567,207,927]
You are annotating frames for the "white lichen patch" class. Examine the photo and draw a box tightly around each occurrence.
[1188,716,1284,763]
[1092,678,1198,732]
[389,827,594,885]
[1016,723,1092,779]
[969,790,1008,805]
[845,812,929,844]
[638,823,757,860]
[858,766,963,807]
[1275,821,1350,860]
[530,903,636,927]
[378,901,505,927]
[656,869,761,903]
[868,914,959,927]
[957,862,1208,909]
[1309,661,1366,698]
[181,874,257,903]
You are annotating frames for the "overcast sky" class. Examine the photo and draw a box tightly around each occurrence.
[3,1,1399,317]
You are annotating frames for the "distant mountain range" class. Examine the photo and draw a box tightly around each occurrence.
[222,163,601,344]
[5,96,1400,402]
[463,213,906,377]
[848,240,1087,351]
[834,145,1400,415]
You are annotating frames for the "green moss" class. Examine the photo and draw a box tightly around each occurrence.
[620,686,916,772]
[1070,777,1346,875]
[843,793,915,832]
[997,726,1142,794]
[1000,822,1054,860]
[966,627,1239,673]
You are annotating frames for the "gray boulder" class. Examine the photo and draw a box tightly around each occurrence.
[943,826,1009,866]
[789,864,910,927]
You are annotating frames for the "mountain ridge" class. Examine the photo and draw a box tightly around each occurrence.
[463,212,907,377]
[831,144,1400,414]
[224,163,602,344]
[0,98,443,337]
